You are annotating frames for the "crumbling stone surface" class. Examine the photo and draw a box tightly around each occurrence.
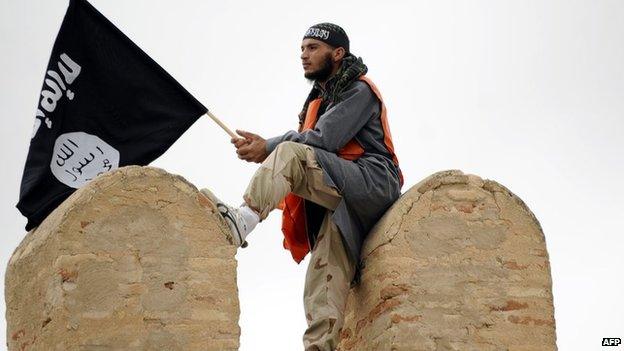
[338,170,557,351]
[6,166,240,350]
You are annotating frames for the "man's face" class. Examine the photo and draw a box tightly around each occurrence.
[301,38,335,81]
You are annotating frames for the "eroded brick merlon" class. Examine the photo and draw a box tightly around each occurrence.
[5,166,240,351]
[338,170,557,351]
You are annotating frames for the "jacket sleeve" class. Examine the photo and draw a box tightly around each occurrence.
[265,81,380,154]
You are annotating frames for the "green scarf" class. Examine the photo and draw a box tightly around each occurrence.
[298,54,368,128]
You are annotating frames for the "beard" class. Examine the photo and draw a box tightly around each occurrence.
[305,53,334,82]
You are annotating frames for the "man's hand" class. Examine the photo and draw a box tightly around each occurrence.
[232,129,268,163]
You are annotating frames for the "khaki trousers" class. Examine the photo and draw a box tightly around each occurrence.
[243,141,356,351]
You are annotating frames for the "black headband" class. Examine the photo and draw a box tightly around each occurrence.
[303,23,349,53]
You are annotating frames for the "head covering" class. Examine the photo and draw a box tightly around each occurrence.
[303,23,350,53]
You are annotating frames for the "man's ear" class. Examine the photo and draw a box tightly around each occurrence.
[332,47,346,62]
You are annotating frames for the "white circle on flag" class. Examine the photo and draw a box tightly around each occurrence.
[50,132,120,188]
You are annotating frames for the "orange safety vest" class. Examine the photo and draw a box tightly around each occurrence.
[280,76,403,263]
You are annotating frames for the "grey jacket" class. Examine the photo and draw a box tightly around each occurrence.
[265,80,402,270]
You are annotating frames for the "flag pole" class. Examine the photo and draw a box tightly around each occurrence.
[205,110,238,139]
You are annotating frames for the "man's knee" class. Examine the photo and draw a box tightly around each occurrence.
[272,141,309,162]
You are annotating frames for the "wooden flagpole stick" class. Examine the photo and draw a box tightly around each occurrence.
[205,110,238,139]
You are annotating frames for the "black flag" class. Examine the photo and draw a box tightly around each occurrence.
[17,0,208,230]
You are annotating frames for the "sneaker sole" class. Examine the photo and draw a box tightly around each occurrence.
[200,188,248,248]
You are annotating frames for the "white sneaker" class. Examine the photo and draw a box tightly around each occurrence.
[200,189,249,248]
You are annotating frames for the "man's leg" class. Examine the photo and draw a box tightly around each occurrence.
[209,140,353,350]
[243,141,341,219]
[243,140,354,349]
[303,210,356,351]
[203,141,341,246]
